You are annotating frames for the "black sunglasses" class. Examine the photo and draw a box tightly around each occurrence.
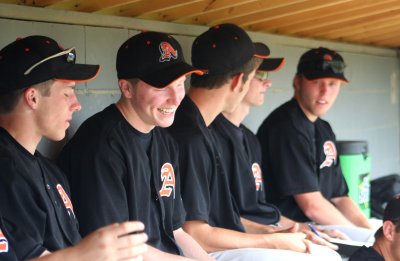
[301,59,346,74]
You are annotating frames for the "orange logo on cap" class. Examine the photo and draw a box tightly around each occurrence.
[252,163,263,191]
[0,229,8,253]
[323,54,333,61]
[159,42,178,62]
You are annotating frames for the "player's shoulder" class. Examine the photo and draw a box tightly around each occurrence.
[67,104,128,148]
[76,104,122,135]
[260,100,294,129]
[316,117,332,128]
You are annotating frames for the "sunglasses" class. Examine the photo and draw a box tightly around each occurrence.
[24,47,76,75]
[255,71,269,81]
[321,60,346,73]
[301,60,346,74]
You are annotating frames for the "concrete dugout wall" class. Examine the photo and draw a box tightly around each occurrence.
[0,4,399,178]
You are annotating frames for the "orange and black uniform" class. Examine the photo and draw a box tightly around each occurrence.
[257,98,348,222]
[58,104,185,255]
[0,128,80,260]
[167,96,244,231]
[211,114,281,225]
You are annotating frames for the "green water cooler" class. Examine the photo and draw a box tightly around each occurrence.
[337,140,371,218]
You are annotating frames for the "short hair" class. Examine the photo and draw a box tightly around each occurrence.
[126,78,141,87]
[190,57,262,90]
[374,219,400,240]
[0,80,53,114]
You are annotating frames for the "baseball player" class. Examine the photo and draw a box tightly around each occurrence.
[257,47,373,239]
[0,35,148,260]
[58,31,214,260]
[350,194,400,261]
[167,24,341,260]
[212,43,347,248]
[211,43,285,227]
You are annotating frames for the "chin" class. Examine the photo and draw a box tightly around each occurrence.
[157,120,174,128]
[47,134,66,142]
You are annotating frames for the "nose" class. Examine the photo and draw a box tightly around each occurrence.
[319,82,329,95]
[71,94,82,112]
[263,79,272,89]
[168,85,184,106]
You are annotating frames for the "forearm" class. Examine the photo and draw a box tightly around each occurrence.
[144,245,194,261]
[279,216,298,230]
[182,220,306,253]
[240,217,280,234]
[173,228,215,261]
[294,192,353,226]
[332,196,372,229]
[305,202,352,225]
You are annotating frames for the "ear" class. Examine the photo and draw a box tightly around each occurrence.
[382,220,395,241]
[230,73,245,93]
[293,74,301,91]
[24,87,39,109]
[118,79,134,99]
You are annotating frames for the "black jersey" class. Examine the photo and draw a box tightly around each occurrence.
[58,104,185,255]
[349,246,384,261]
[167,96,244,232]
[0,216,17,261]
[211,115,280,225]
[0,128,80,260]
[257,98,348,222]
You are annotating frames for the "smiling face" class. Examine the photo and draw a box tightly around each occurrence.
[35,80,81,141]
[128,76,186,132]
[294,75,341,122]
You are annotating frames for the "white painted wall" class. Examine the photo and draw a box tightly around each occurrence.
[0,4,399,179]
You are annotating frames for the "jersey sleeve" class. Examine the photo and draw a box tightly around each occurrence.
[170,161,186,231]
[264,124,319,197]
[58,137,129,237]
[0,158,47,260]
[329,146,349,198]
[318,121,349,198]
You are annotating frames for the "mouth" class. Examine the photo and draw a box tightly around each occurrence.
[316,99,328,105]
[157,108,176,115]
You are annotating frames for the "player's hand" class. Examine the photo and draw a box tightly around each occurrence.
[317,227,350,240]
[303,230,338,250]
[269,232,312,254]
[265,222,300,234]
[71,221,148,260]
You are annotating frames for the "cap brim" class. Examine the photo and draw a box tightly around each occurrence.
[141,62,203,88]
[254,43,270,59]
[55,64,101,83]
[303,71,349,83]
[258,58,285,72]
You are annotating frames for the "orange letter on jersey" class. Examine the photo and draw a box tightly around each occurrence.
[159,163,176,198]
[56,184,75,217]
[0,229,9,253]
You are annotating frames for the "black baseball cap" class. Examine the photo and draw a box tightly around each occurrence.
[297,47,348,82]
[384,194,400,221]
[0,35,100,95]
[116,31,202,88]
[191,23,257,76]
[254,42,285,72]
